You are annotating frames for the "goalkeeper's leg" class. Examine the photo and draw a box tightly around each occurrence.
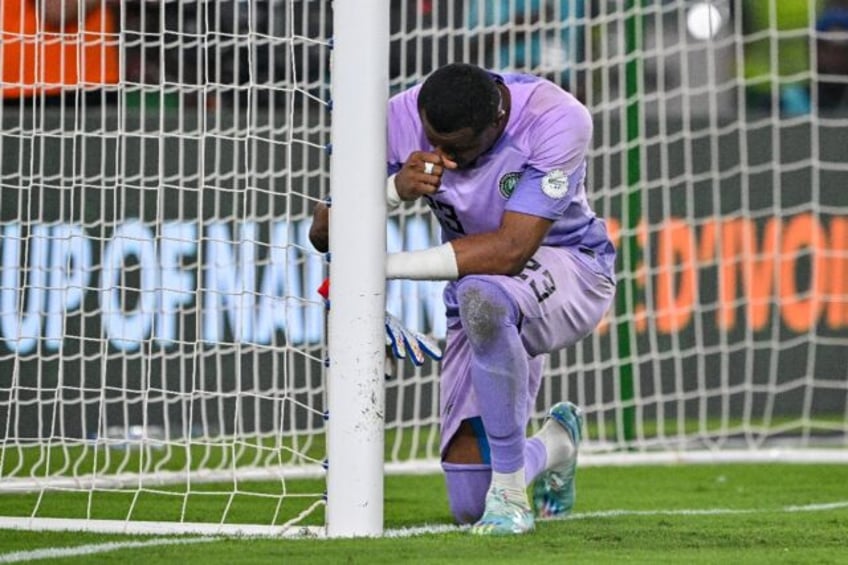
[441,408,575,526]
[452,277,536,535]
[442,411,550,526]
[440,247,613,532]
[440,318,544,529]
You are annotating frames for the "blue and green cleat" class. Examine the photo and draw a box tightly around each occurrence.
[532,401,583,519]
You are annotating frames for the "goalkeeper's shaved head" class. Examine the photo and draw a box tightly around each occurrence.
[418,63,502,135]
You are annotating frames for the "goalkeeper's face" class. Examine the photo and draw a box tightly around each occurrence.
[421,114,503,170]
[418,78,509,170]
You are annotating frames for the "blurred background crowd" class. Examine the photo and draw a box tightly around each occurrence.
[1,0,847,115]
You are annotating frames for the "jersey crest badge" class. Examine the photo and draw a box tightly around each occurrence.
[541,169,568,199]
[498,171,521,199]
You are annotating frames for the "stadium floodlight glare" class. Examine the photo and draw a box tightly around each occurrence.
[686,2,725,40]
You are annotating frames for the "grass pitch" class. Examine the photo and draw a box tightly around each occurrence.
[0,463,846,563]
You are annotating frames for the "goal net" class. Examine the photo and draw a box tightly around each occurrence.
[0,0,846,537]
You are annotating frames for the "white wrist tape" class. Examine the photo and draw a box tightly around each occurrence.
[386,174,401,209]
[386,243,459,281]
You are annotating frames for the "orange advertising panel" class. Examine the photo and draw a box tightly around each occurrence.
[1,0,119,98]
[607,213,847,335]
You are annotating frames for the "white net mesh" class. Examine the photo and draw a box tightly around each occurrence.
[1,0,332,533]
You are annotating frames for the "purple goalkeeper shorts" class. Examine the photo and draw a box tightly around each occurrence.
[438,245,616,458]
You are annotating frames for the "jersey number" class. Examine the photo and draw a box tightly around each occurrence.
[516,258,556,303]
[424,196,466,235]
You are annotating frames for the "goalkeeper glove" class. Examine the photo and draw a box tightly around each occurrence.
[385,311,442,366]
[318,278,442,366]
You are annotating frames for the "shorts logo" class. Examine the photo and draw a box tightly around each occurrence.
[541,169,568,199]
[498,171,522,199]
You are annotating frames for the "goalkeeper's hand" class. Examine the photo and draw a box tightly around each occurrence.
[384,312,442,366]
[317,278,441,366]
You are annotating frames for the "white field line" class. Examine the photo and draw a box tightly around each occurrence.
[1,500,847,561]
[562,500,848,520]
[0,537,218,563]
[376,500,848,538]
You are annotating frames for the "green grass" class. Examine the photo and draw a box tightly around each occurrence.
[1,463,846,563]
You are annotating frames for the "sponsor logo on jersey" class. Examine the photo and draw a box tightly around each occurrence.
[498,171,522,199]
[541,169,568,199]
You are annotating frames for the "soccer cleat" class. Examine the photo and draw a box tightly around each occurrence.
[470,486,535,536]
[532,401,583,519]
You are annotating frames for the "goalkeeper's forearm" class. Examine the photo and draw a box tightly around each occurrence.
[386,243,459,281]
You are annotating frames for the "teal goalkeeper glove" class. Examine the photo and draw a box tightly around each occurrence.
[384,312,442,366]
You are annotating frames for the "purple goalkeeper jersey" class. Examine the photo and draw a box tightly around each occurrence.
[387,72,615,282]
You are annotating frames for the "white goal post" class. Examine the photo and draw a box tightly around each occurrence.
[0,0,846,539]
[325,0,389,538]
